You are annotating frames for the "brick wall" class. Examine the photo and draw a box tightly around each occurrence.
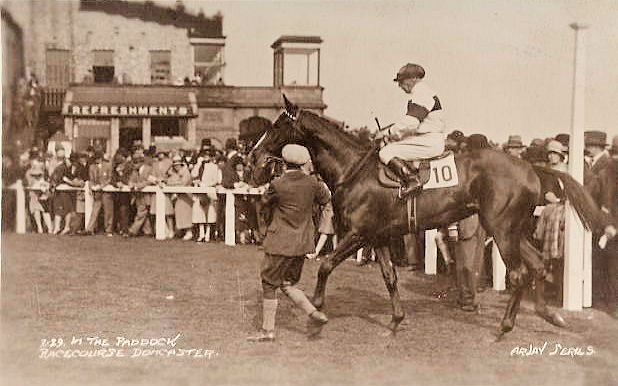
[2,0,195,86]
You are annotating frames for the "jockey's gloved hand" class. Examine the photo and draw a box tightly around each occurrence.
[374,123,395,140]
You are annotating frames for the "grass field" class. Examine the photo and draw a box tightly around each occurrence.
[1,233,617,386]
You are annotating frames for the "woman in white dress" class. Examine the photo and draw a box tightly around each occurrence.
[192,149,222,242]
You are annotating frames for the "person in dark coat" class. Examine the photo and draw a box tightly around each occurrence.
[583,130,617,315]
[50,148,76,234]
[247,144,331,342]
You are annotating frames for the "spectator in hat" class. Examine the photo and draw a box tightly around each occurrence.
[529,138,545,148]
[222,157,252,243]
[225,138,239,159]
[192,149,221,243]
[247,144,330,342]
[555,133,570,155]
[546,140,567,173]
[200,138,213,152]
[50,148,76,235]
[46,145,65,178]
[166,155,193,240]
[523,145,547,167]
[151,150,175,238]
[582,130,615,311]
[85,151,114,236]
[68,152,90,235]
[128,153,156,237]
[504,135,526,158]
[25,163,53,233]
[584,130,610,182]
[112,156,132,237]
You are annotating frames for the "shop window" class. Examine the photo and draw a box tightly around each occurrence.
[92,50,115,83]
[150,50,171,84]
[73,119,111,154]
[151,118,180,137]
[46,49,71,88]
[193,44,224,85]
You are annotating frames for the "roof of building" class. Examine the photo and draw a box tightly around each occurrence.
[271,35,323,49]
[65,85,195,106]
[195,86,326,110]
[79,0,223,38]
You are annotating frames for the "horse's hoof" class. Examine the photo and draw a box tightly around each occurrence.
[494,329,505,342]
[500,319,514,334]
[311,298,324,311]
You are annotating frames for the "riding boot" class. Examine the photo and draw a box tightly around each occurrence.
[387,157,421,195]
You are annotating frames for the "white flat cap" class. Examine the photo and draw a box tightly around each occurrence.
[282,144,311,165]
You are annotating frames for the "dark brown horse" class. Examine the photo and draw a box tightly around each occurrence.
[250,97,612,338]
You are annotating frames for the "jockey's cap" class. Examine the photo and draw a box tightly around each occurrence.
[447,130,466,143]
[282,144,311,165]
[394,63,425,82]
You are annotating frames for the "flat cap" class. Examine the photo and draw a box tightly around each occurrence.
[282,144,311,165]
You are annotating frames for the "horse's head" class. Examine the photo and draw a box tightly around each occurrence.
[248,95,307,186]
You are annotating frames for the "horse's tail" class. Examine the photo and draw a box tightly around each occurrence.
[532,165,611,233]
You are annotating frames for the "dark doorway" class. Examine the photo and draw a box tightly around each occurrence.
[151,118,180,137]
[119,118,142,151]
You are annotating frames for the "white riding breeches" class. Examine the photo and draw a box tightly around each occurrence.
[379,132,446,163]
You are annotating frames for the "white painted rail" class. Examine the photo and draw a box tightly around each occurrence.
[8,181,264,246]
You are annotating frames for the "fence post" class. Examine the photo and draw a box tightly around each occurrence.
[84,182,93,228]
[155,187,166,240]
[583,229,593,307]
[492,241,506,291]
[15,180,26,234]
[225,191,236,246]
[424,229,437,275]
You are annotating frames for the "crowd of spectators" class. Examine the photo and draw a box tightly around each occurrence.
[9,137,263,244]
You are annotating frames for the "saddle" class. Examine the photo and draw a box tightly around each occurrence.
[378,151,452,190]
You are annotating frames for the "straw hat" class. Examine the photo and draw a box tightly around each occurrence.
[172,155,184,165]
[546,140,565,159]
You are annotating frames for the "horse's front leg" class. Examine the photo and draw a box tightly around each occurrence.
[374,245,405,335]
[312,232,363,310]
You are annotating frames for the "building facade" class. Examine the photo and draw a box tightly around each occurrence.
[1,0,326,156]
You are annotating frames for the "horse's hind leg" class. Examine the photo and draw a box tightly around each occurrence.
[374,245,405,334]
[312,233,363,310]
[520,238,567,327]
[488,228,528,338]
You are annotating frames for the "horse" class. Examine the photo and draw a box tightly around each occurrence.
[249,96,613,338]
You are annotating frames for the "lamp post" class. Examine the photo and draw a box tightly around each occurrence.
[563,22,590,311]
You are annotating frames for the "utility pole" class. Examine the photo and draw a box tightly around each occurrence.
[563,22,590,311]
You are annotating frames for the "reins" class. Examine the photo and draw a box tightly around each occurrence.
[335,142,379,188]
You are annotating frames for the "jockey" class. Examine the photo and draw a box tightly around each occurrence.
[377,63,446,192]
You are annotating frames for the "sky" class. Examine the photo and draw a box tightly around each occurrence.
[173,0,618,144]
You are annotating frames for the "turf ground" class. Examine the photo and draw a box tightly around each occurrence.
[1,233,617,386]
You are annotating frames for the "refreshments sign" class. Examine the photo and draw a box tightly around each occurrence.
[63,104,196,117]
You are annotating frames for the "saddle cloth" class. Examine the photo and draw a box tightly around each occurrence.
[378,151,459,190]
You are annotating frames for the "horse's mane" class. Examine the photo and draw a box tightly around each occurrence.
[298,110,367,152]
